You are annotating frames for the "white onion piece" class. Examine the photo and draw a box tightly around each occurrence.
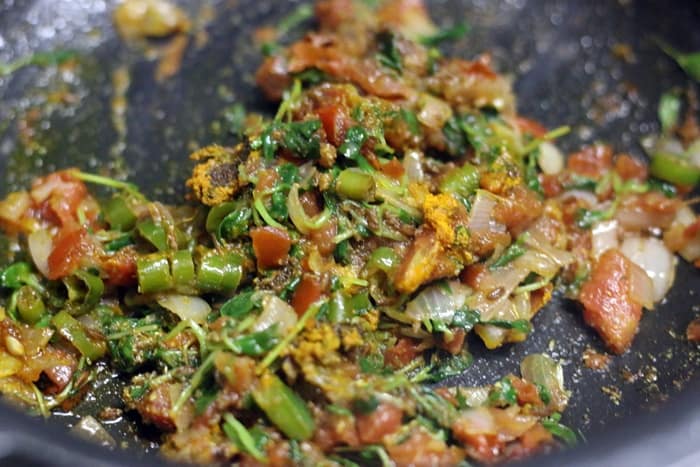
[615,207,658,231]
[687,139,700,167]
[558,189,598,207]
[524,230,574,268]
[627,261,655,310]
[157,295,211,324]
[403,149,425,182]
[254,295,297,334]
[287,184,330,235]
[71,415,116,448]
[28,230,53,278]
[621,237,676,303]
[514,250,558,278]
[468,191,498,232]
[590,220,619,259]
[417,94,453,129]
[478,265,529,297]
[405,280,471,322]
[537,141,564,175]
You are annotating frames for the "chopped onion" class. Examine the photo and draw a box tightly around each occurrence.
[537,141,564,175]
[28,230,53,278]
[514,250,558,278]
[405,280,471,322]
[0,192,31,227]
[615,207,659,231]
[417,93,453,129]
[157,294,211,324]
[590,220,619,259]
[627,261,655,310]
[254,295,297,334]
[621,236,676,303]
[558,189,598,207]
[468,191,503,233]
[524,230,574,268]
[478,265,529,298]
[287,184,330,235]
[71,415,116,448]
[403,149,425,182]
[520,354,569,411]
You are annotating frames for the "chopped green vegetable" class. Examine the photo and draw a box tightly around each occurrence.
[488,376,518,406]
[1,262,43,291]
[542,413,578,446]
[137,220,169,252]
[482,319,532,335]
[376,31,402,73]
[339,126,373,171]
[489,236,527,270]
[102,197,137,231]
[452,308,481,331]
[336,169,376,201]
[399,108,420,135]
[16,285,45,325]
[252,373,315,440]
[63,269,104,316]
[658,91,681,133]
[52,310,107,361]
[650,152,700,186]
[657,39,700,82]
[222,103,247,138]
[419,23,470,47]
[223,413,269,462]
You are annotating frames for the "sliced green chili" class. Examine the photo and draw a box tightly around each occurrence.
[196,252,243,293]
[52,310,107,361]
[137,219,169,251]
[222,413,268,462]
[102,196,137,231]
[137,254,173,294]
[650,152,700,186]
[171,250,195,289]
[16,285,45,325]
[439,163,480,198]
[63,269,104,316]
[336,169,376,201]
[252,372,315,440]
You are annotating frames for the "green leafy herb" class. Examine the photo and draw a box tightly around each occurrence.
[452,308,481,331]
[339,126,374,171]
[419,22,469,47]
[221,291,257,319]
[334,240,351,265]
[488,377,518,406]
[542,413,578,446]
[376,31,402,73]
[294,68,327,86]
[359,353,387,374]
[352,395,379,414]
[1,262,43,291]
[489,235,527,270]
[536,383,552,405]
[525,150,544,196]
[575,208,608,229]
[657,39,700,82]
[219,207,252,240]
[105,234,135,252]
[564,174,597,191]
[481,319,532,334]
[194,385,218,415]
[648,178,678,198]
[0,49,76,77]
[399,108,420,135]
[277,4,314,36]
[223,413,268,462]
[425,351,473,383]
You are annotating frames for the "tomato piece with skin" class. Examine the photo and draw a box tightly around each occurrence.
[317,104,350,146]
[566,144,613,179]
[291,275,323,316]
[384,337,421,368]
[47,227,94,280]
[579,249,642,354]
[31,171,88,227]
[101,246,138,286]
[250,226,292,269]
[355,403,403,444]
[513,116,547,138]
[614,154,648,181]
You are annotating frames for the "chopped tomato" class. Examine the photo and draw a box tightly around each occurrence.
[460,263,487,289]
[509,376,542,406]
[519,424,553,452]
[541,173,563,197]
[250,226,292,269]
[384,337,421,368]
[439,328,466,355]
[47,227,93,280]
[579,249,642,354]
[31,170,88,227]
[309,219,337,256]
[291,275,323,315]
[101,246,138,286]
[514,116,547,138]
[567,144,613,179]
[317,104,350,146]
[614,154,648,181]
[355,403,403,444]
[255,169,279,195]
[380,157,405,179]
[493,185,543,236]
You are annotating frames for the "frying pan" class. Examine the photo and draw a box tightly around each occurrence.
[0,0,699,465]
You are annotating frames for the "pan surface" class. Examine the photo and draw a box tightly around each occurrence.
[0,0,699,465]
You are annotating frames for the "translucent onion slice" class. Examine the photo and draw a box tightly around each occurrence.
[537,141,564,175]
[157,294,211,324]
[254,295,297,334]
[28,229,53,278]
[590,220,619,259]
[621,236,676,304]
[405,280,471,323]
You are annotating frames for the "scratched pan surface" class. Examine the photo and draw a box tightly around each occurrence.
[0,0,699,466]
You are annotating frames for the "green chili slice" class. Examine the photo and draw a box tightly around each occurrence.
[52,310,107,361]
[196,252,243,293]
[335,169,376,201]
[63,270,104,315]
[649,152,700,186]
[439,163,480,198]
[137,254,173,294]
[102,196,137,231]
[171,250,195,288]
[137,219,169,251]
[16,285,46,325]
[252,372,315,441]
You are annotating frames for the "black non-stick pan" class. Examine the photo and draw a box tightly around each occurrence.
[1,1,699,466]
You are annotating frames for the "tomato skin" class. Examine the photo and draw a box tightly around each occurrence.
[579,249,641,354]
[291,275,322,316]
[514,116,547,138]
[380,158,405,179]
[567,144,613,179]
[31,171,88,227]
[355,403,403,444]
[47,227,93,280]
[250,226,292,269]
[101,246,138,286]
[317,104,349,146]
[615,154,648,181]
[384,337,421,368]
